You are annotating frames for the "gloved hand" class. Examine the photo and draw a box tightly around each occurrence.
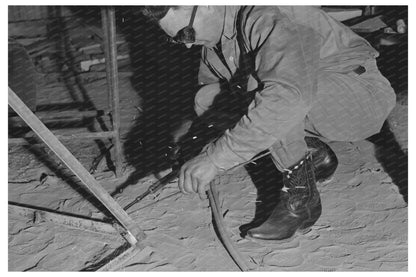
[179,151,220,199]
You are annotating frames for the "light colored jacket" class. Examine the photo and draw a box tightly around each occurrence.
[200,6,378,170]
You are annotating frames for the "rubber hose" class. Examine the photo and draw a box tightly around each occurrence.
[208,183,251,271]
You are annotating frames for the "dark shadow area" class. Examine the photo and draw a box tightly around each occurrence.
[367,121,408,203]
[80,242,130,271]
[8,118,100,136]
[352,6,408,203]
[108,7,201,194]
[8,42,38,114]
[36,102,90,111]
[364,31,407,93]
[239,155,283,238]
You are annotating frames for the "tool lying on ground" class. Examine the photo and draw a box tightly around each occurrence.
[124,170,179,210]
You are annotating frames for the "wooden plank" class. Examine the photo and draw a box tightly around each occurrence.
[8,131,116,145]
[102,7,122,177]
[8,87,145,245]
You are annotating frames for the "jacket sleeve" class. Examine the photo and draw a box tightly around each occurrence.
[205,8,320,170]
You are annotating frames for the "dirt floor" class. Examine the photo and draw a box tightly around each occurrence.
[8,65,408,271]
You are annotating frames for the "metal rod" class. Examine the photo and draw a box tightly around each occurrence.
[8,202,121,237]
[102,7,122,177]
[8,87,145,245]
[124,170,179,211]
[8,131,116,145]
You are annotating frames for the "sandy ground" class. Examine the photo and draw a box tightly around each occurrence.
[8,72,408,271]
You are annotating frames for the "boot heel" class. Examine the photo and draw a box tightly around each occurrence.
[305,136,338,183]
[298,226,312,235]
[299,216,319,232]
[317,176,334,186]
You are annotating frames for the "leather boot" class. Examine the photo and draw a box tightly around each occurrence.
[305,136,338,183]
[247,153,322,240]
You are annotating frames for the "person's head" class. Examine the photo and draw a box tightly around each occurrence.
[142,6,225,48]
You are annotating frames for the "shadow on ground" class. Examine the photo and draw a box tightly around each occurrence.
[112,8,201,195]
[367,121,408,203]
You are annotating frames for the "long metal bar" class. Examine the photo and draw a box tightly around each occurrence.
[8,202,120,237]
[9,131,116,145]
[8,87,145,245]
[102,7,122,177]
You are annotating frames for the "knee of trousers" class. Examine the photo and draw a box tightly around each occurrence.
[309,70,398,142]
[194,83,221,116]
[356,84,398,139]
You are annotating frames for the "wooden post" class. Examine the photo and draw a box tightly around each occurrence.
[101,7,122,177]
[8,87,145,245]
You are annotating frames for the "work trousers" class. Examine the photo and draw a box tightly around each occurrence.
[194,59,396,171]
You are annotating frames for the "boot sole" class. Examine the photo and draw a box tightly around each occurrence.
[316,175,334,185]
[246,225,313,243]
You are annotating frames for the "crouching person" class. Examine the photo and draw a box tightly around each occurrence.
[142,6,396,240]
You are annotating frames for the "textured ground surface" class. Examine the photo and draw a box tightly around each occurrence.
[8,70,408,271]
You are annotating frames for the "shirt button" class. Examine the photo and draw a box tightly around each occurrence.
[229,56,234,62]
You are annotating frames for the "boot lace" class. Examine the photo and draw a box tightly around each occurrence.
[281,154,313,210]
